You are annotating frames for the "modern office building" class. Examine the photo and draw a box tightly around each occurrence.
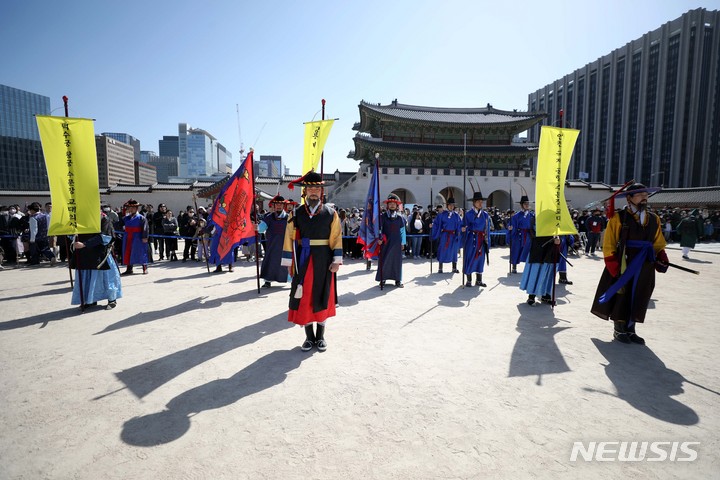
[256,155,283,178]
[528,8,720,188]
[142,150,179,183]
[0,84,51,190]
[102,132,141,163]
[96,135,135,188]
[176,123,232,178]
[134,161,158,185]
[159,136,179,157]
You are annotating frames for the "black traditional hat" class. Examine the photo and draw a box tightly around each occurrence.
[269,195,285,205]
[518,195,530,204]
[622,183,661,196]
[383,193,402,205]
[124,198,140,207]
[468,191,485,202]
[446,196,456,205]
[287,170,334,190]
[285,198,298,206]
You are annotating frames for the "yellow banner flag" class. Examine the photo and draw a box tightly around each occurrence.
[36,115,101,235]
[535,126,580,237]
[302,119,334,174]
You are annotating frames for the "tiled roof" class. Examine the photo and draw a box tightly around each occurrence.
[353,135,537,154]
[152,183,194,191]
[648,187,720,207]
[108,184,152,193]
[360,100,544,125]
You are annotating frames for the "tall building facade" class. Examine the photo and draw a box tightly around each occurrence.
[102,132,141,163]
[96,135,135,187]
[142,150,179,183]
[256,155,283,177]
[176,123,231,178]
[0,84,51,190]
[528,8,720,187]
[134,161,157,185]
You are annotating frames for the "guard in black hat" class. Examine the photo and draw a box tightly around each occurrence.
[506,190,534,274]
[258,195,288,288]
[376,194,406,288]
[461,191,491,287]
[120,199,149,275]
[282,170,342,352]
[431,196,462,273]
[591,182,668,345]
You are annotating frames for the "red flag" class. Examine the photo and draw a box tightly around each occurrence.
[209,150,256,260]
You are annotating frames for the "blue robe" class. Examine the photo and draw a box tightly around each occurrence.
[376,212,406,282]
[122,213,149,265]
[462,209,491,274]
[507,211,534,265]
[260,211,289,283]
[431,210,462,263]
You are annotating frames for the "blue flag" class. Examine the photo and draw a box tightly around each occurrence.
[357,160,380,259]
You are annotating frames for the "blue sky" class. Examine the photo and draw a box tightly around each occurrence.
[1,0,712,174]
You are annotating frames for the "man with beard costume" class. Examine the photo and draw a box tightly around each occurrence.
[282,171,342,352]
[591,183,669,344]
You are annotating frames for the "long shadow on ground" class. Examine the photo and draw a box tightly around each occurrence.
[508,304,571,385]
[120,347,313,446]
[588,339,700,425]
[112,311,294,399]
[0,306,80,331]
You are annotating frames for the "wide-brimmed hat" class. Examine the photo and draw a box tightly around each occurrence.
[383,194,402,205]
[518,195,530,204]
[287,170,334,190]
[468,191,485,202]
[623,183,661,196]
[285,198,298,206]
[446,197,456,205]
[124,199,140,207]
[269,195,285,205]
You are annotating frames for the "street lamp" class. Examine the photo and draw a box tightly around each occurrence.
[650,171,665,188]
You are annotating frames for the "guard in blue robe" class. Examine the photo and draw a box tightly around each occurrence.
[506,195,534,273]
[120,199,149,275]
[259,195,289,287]
[376,194,406,288]
[462,191,491,287]
[431,197,462,273]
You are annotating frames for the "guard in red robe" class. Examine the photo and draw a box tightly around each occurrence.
[281,171,342,352]
[120,199,149,275]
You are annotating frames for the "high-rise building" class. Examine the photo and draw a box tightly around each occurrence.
[528,8,720,188]
[96,135,135,187]
[159,136,179,157]
[134,161,157,185]
[0,84,51,190]
[102,132,141,163]
[256,155,283,178]
[142,150,179,182]
[176,123,232,178]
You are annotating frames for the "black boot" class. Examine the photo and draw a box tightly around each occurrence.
[438,264,443,273]
[626,323,645,345]
[465,275,472,287]
[512,264,517,274]
[302,325,316,351]
[451,262,459,273]
[214,265,222,273]
[559,272,573,285]
[527,294,536,305]
[315,323,327,351]
[613,321,631,344]
[366,260,371,271]
[121,267,134,276]
[476,274,486,287]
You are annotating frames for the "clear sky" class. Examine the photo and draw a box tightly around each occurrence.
[1,0,713,175]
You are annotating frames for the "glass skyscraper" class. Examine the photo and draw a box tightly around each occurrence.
[528,8,720,187]
[0,84,51,190]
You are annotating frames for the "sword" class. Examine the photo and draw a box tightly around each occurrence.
[666,262,699,275]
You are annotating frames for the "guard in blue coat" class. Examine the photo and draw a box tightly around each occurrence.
[376,194,406,288]
[431,197,462,273]
[259,195,289,288]
[120,199,149,275]
[506,195,534,273]
[462,191,491,287]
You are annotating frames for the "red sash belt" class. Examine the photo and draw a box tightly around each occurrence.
[123,226,143,264]
[472,231,486,258]
[442,229,456,249]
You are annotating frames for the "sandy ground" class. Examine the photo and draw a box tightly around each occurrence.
[0,243,718,480]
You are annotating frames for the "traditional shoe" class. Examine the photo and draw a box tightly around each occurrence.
[476,280,487,287]
[120,270,134,276]
[527,295,536,305]
[452,268,460,273]
[682,255,689,259]
[379,281,385,288]
[214,266,223,273]
[263,282,272,288]
[106,301,117,310]
[465,280,473,287]
[559,278,573,285]
[301,340,314,351]
[316,339,327,352]
[541,294,552,304]
[512,266,517,273]
[228,266,234,272]
[142,265,148,274]
[613,331,632,344]
[628,333,646,345]
[395,281,404,288]
[438,267,443,273]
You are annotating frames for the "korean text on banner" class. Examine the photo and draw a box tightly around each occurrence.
[302,119,334,174]
[535,126,580,237]
[36,115,100,235]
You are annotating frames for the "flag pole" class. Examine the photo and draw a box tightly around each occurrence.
[462,132,467,288]
[63,95,85,311]
[375,153,384,290]
[247,149,261,294]
[320,99,326,202]
[61,96,75,291]
[429,172,433,274]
